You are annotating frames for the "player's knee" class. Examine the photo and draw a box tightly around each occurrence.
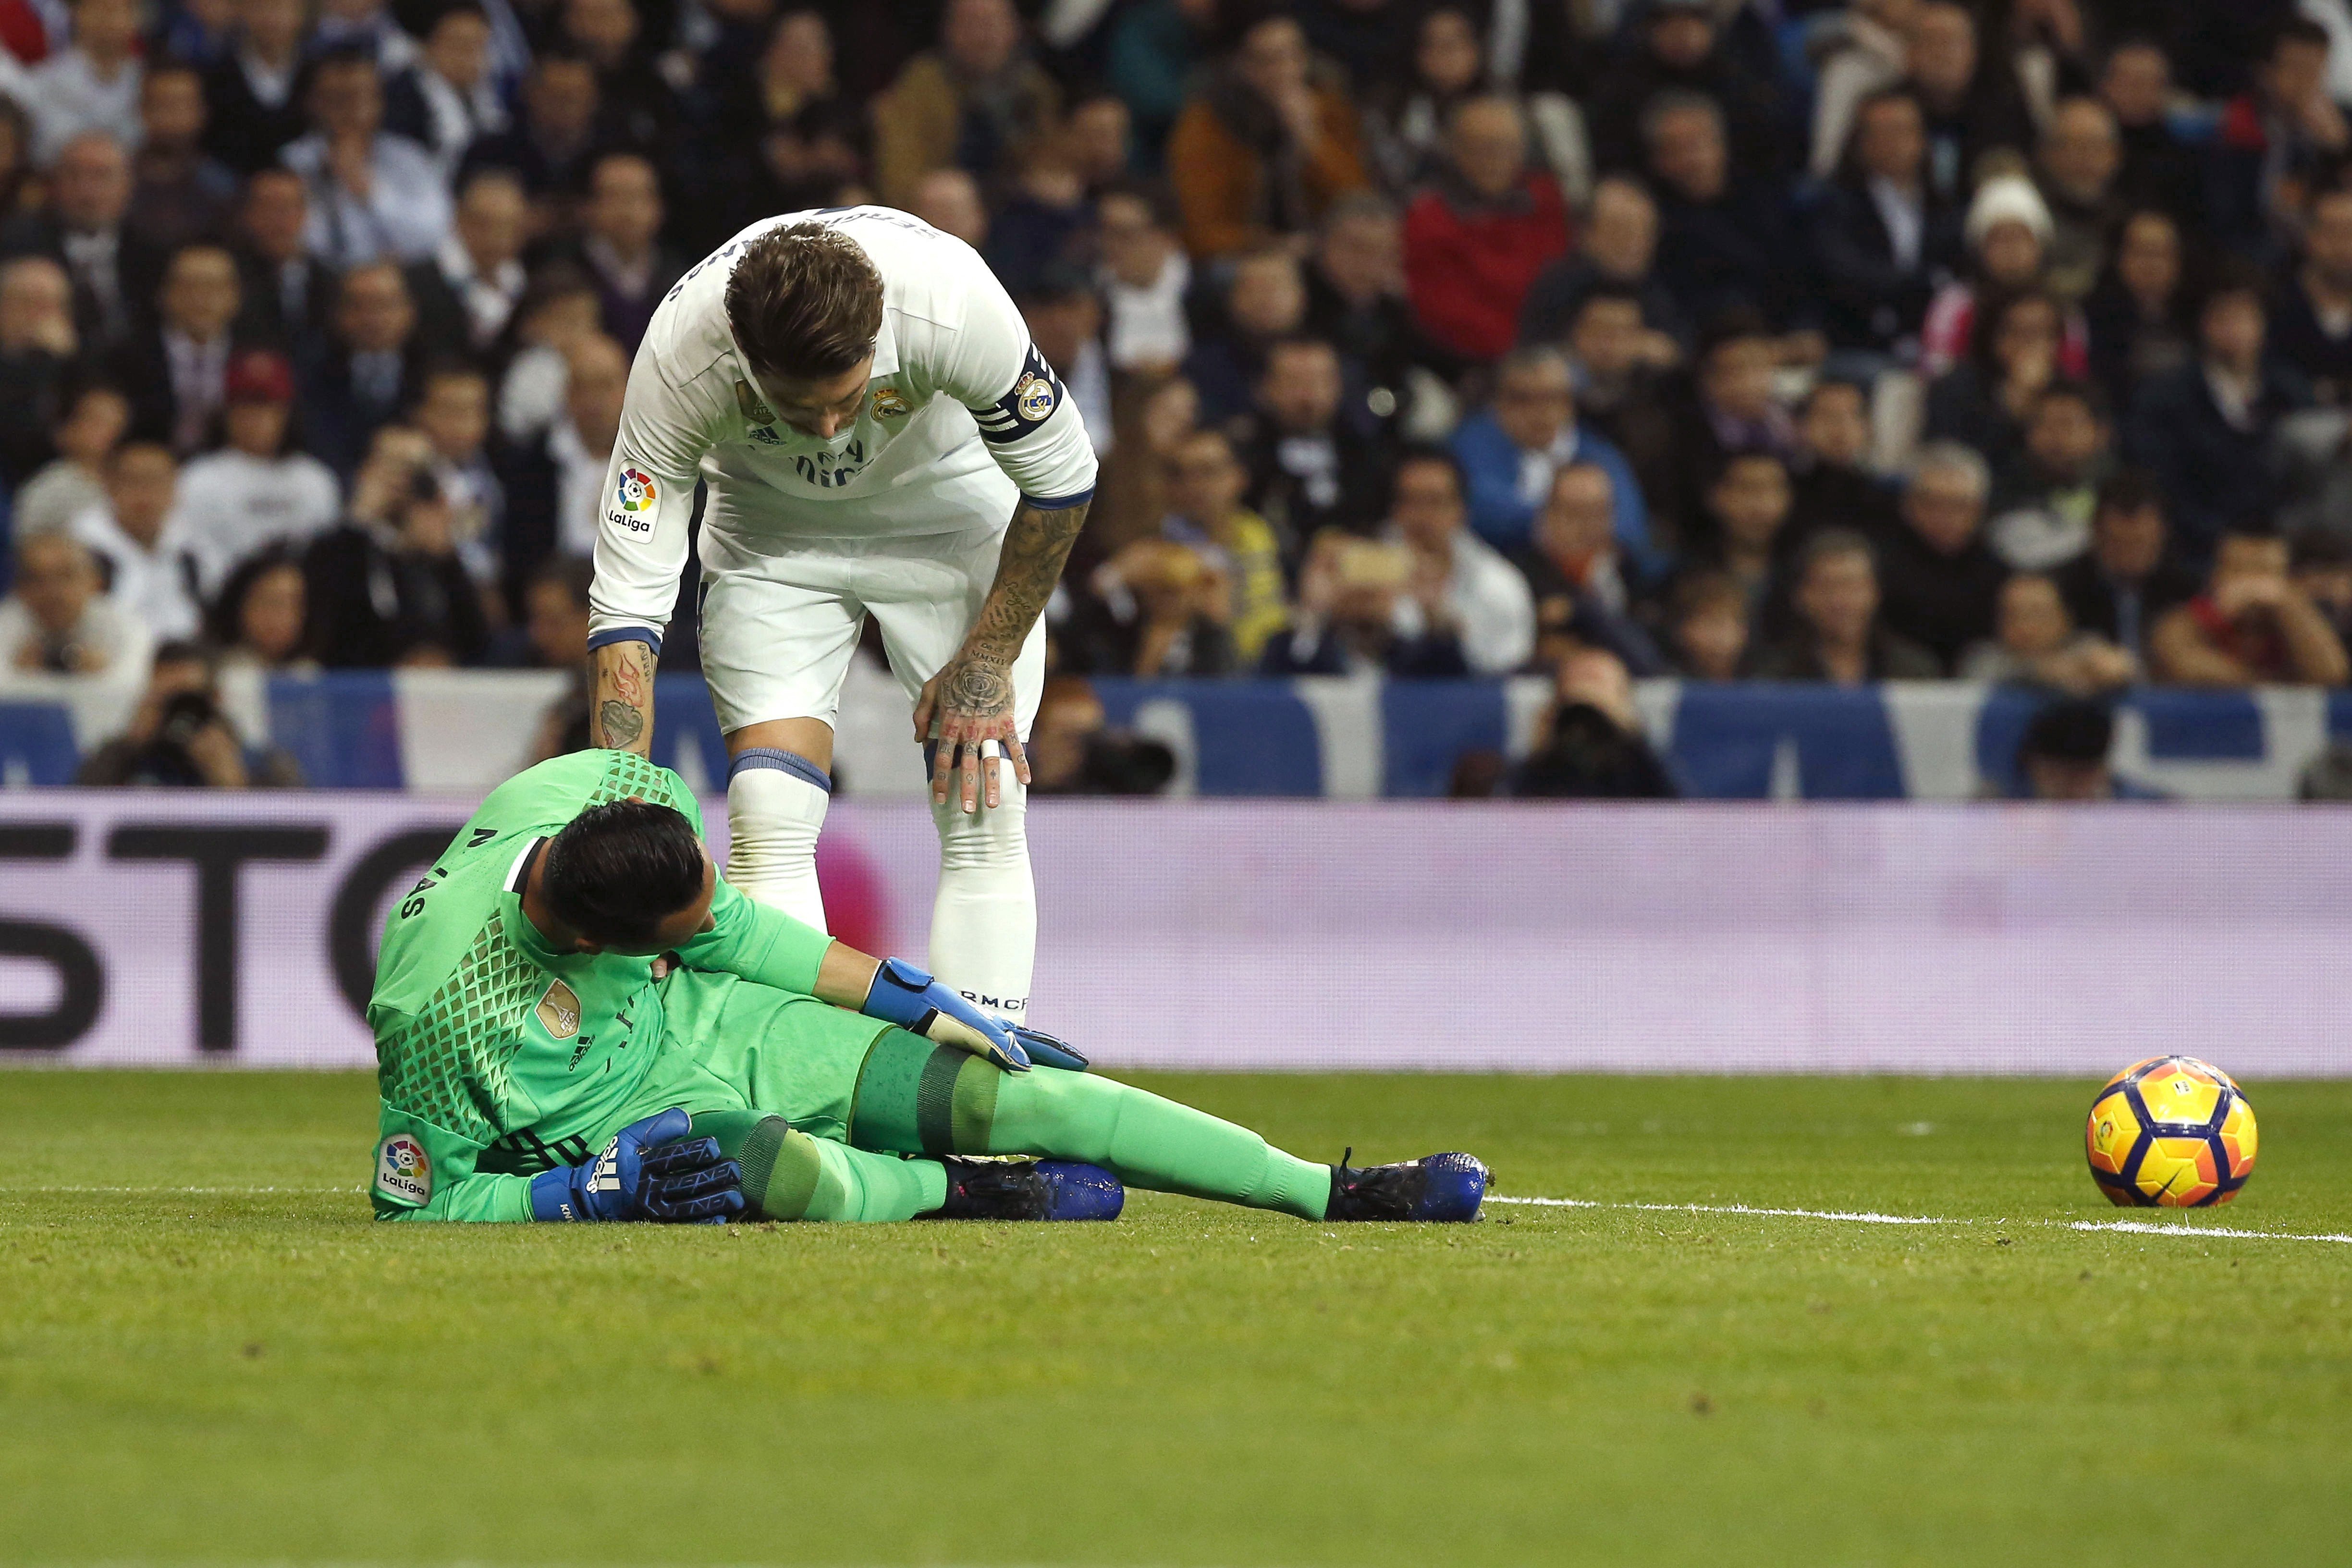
[728,752,830,864]
[692,1110,824,1221]
[931,780,1028,873]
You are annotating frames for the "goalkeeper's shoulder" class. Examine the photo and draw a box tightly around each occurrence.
[477,750,703,833]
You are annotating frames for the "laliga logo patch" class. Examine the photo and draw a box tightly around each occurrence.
[536,978,582,1040]
[614,466,657,513]
[1013,372,1055,422]
[376,1134,432,1205]
[870,385,912,420]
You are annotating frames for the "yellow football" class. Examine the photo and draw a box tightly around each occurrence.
[2085,1056,2257,1207]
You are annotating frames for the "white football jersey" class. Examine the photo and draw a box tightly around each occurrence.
[587,207,1099,647]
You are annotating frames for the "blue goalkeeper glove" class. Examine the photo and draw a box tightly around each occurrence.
[528,1108,746,1223]
[860,957,1032,1071]
[1008,1025,1089,1072]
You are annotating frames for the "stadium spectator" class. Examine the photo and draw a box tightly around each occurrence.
[2269,187,2352,408]
[562,0,674,153]
[2097,38,2202,228]
[492,551,593,670]
[304,424,489,666]
[1156,427,1286,664]
[496,331,627,576]
[1517,460,1666,678]
[115,242,246,454]
[0,131,161,352]
[871,0,1060,208]
[74,636,302,786]
[413,363,503,592]
[1561,286,1680,538]
[1985,380,2112,571]
[230,168,335,349]
[1095,184,1189,377]
[1517,174,1682,356]
[309,0,419,73]
[1919,174,2088,380]
[2011,698,2136,801]
[907,167,990,248]
[0,256,78,487]
[1231,336,1385,559]
[1811,88,1962,365]
[1874,442,2007,673]
[1257,530,1469,677]
[460,51,602,229]
[0,529,152,677]
[1509,647,1676,799]
[1584,0,1787,184]
[280,49,455,269]
[384,3,508,177]
[172,348,339,593]
[1749,527,1939,682]
[1182,246,1307,420]
[2147,526,2350,687]
[1166,12,1367,259]
[124,65,238,254]
[2294,529,2352,650]
[206,543,315,674]
[1788,377,1898,542]
[493,261,600,444]
[1641,90,1800,331]
[2208,18,2347,258]
[1661,567,1749,680]
[406,167,528,356]
[2034,97,2124,303]
[1360,5,1482,193]
[1381,446,1534,675]
[19,0,144,164]
[1665,311,1798,543]
[69,439,203,641]
[1686,449,1795,632]
[1306,193,1432,401]
[1064,535,1237,679]
[716,7,867,223]
[2052,472,2197,670]
[2082,208,2194,416]
[983,131,1098,296]
[1450,345,1646,561]
[1901,0,2034,207]
[200,0,312,176]
[2126,269,2313,565]
[1401,96,1571,365]
[9,380,127,539]
[1924,287,2067,477]
[570,153,678,353]
[1959,571,2133,695]
[299,259,424,478]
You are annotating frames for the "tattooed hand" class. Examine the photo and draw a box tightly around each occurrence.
[912,498,1088,812]
[590,637,656,755]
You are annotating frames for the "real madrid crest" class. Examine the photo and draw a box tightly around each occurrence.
[870,385,912,420]
[1013,372,1056,422]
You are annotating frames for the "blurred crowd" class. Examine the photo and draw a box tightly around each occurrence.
[8,0,2352,795]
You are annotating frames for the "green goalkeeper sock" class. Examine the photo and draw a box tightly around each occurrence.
[846,1031,1331,1219]
[692,1111,948,1222]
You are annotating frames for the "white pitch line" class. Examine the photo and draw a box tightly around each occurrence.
[1493,1195,2352,1245]
[2,1186,361,1194]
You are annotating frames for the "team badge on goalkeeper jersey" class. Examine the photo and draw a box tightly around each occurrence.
[376,1134,432,1206]
[536,979,582,1039]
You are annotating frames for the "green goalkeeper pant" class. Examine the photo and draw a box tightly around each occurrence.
[621,970,1332,1224]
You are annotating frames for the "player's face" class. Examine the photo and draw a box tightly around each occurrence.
[759,357,875,440]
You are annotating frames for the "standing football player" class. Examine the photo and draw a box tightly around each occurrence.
[586,209,1093,1024]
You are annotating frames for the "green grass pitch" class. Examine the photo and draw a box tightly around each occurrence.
[3,1069,2349,1567]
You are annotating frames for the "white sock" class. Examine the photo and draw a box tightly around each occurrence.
[928,773,1035,1018]
[724,749,832,933]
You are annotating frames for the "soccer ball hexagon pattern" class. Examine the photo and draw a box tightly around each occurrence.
[2085,1056,2258,1208]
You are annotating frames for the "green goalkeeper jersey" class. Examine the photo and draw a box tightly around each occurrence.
[367,749,835,1222]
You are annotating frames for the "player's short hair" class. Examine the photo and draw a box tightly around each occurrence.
[542,799,706,949]
[725,221,885,383]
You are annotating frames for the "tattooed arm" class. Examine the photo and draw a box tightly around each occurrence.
[912,498,1090,811]
[588,636,657,756]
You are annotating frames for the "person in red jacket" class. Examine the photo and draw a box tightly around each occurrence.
[1402,95,1572,365]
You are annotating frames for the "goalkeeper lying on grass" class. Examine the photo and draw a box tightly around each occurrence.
[368,749,1487,1225]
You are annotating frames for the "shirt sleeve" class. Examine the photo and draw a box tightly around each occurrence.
[935,257,1100,511]
[588,345,720,652]
[369,1027,533,1223]
[672,876,833,998]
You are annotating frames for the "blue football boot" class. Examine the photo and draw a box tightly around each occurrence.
[929,1157,1125,1221]
[1328,1150,1489,1222]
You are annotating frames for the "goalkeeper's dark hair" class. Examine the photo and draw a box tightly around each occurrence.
[541,799,705,948]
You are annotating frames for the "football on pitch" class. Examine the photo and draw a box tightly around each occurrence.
[2084,1056,2258,1207]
